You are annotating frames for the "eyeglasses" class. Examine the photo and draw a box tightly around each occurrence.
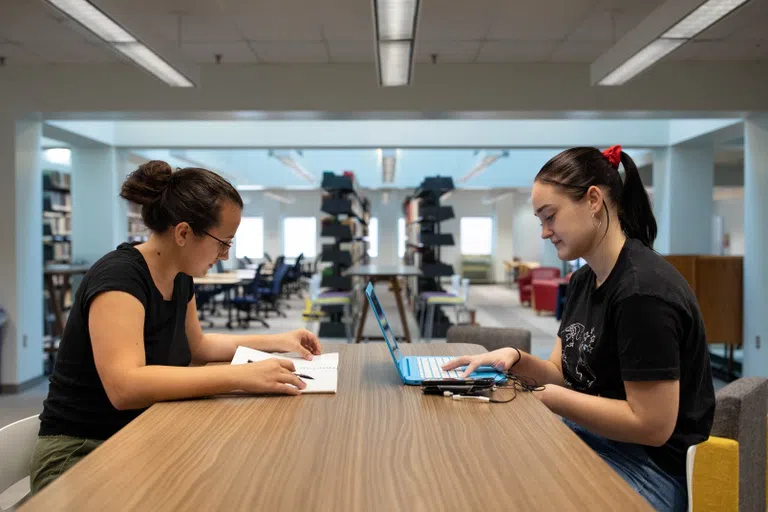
[202,230,232,253]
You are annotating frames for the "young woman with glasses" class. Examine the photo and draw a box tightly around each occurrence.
[31,161,321,493]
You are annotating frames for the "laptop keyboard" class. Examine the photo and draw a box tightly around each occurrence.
[417,356,463,379]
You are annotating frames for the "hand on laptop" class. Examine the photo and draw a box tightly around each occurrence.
[442,348,522,379]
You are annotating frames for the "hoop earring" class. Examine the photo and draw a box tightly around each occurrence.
[592,212,602,230]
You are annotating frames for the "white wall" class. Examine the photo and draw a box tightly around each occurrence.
[714,197,745,256]
[0,118,44,386]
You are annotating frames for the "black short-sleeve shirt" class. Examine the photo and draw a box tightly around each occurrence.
[39,243,195,440]
[558,238,715,477]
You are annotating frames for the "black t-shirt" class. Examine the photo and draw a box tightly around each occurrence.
[39,243,195,440]
[558,238,715,477]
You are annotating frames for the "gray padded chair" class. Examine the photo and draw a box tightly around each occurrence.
[445,325,532,354]
[709,377,768,512]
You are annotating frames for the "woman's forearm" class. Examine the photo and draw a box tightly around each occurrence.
[197,333,286,363]
[110,364,239,410]
[512,351,565,386]
[539,385,667,446]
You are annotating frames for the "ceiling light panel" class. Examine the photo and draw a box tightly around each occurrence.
[376,0,418,40]
[598,38,685,86]
[663,0,750,39]
[378,41,412,87]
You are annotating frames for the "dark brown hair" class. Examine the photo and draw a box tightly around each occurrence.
[120,160,243,234]
[535,147,657,248]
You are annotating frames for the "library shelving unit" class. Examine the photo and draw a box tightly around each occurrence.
[127,202,149,243]
[42,169,73,374]
[42,170,72,265]
[403,176,456,338]
[318,171,370,338]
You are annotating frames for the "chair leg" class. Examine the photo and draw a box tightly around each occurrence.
[425,303,435,343]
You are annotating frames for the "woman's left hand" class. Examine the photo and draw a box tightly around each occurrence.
[274,329,323,360]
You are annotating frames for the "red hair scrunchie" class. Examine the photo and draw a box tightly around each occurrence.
[602,145,622,169]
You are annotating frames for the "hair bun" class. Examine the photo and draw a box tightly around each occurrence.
[120,160,173,206]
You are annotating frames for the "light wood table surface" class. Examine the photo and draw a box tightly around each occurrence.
[21,343,650,512]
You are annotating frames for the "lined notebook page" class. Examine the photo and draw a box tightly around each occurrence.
[231,346,339,394]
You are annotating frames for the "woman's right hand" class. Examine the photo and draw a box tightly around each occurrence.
[236,359,307,395]
[441,348,521,379]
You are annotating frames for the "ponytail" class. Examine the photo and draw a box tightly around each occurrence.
[535,147,657,249]
[618,152,657,249]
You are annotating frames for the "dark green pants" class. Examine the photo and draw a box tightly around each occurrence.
[29,435,103,494]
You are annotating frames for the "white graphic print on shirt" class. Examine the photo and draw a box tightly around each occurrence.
[561,322,597,390]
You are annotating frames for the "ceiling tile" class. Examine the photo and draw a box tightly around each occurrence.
[0,42,44,62]
[418,0,500,41]
[414,41,482,63]
[476,40,559,63]
[549,41,608,62]
[178,16,244,43]
[487,0,595,41]
[327,41,375,63]
[182,42,258,63]
[566,1,666,42]
[319,0,376,41]
[0,2,89,42]
[688,40,768,61]
[248,42,328,63]
[221,0,325,41]
[20,41,119,63]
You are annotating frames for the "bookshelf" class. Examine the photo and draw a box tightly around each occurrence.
[42,169,73,374]
[318,171,370,338]
[403,176,456,338]
[42,170,72,265]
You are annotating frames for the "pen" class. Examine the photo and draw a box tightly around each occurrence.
[294,373,315,380]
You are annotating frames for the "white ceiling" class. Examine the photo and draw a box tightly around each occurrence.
[0,0,766,65]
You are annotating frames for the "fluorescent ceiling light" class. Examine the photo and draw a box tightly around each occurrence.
[459,151,508,183]
[382,157,396,183]
[114,43,194,87]
[264,191,296,204]
[47,0,135,42]
[271,152,316,184]
[236,185,265,191]
[663,0,750,39]
[45,0,194,87]
[598,38,685,86]
[378,41,412,87]
[376,0,418,40]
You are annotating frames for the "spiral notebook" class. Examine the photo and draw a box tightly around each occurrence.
[231,346,339,394]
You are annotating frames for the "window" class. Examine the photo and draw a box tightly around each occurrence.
[283,217,317,258]
[367,217,379,258]
[398,218,406,258]
[235,217,264,259]
[460,217,493,255]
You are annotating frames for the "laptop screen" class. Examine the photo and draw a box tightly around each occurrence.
[365,282,402,365]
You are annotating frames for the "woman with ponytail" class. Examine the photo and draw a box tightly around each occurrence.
[444,147,714,511]
[31,161,322,493]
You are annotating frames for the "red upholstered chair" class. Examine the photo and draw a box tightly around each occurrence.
[532,279,560,314]
[518,267,560,305]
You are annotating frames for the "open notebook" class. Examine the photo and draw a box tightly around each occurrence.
[231,346,339,394]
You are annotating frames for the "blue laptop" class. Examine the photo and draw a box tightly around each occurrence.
[365,282,507,386]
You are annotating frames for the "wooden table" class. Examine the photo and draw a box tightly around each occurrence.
[21,343,650,512]
[194,270,259,329]
[345,264,421,343]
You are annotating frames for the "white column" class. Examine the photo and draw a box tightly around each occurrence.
[0,117,44,387]
[70,146,121,263]
[653,146,714,254]
[493,195,515,282]
[652,149,671,254]
[742,116,768,378]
